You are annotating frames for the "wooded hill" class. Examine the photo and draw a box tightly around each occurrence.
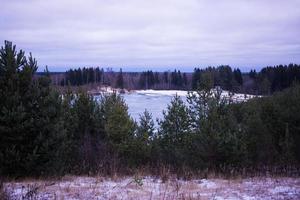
[1,41,300,177]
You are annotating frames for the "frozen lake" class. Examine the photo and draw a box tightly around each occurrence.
[95,89,257,124]
[122,90,188,123]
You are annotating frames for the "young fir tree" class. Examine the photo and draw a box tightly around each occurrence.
[129,110,155,166]
[137,110,155,139]
[187,72,244,168]
[70,92,106,172]
[158,94,191,165]
[101,93,135,157]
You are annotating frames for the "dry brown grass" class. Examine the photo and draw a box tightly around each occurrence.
[2,173,300,199]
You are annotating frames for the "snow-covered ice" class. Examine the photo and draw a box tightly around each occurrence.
[134,89,258,102]
[119,89,260,123]
[135,89,188,97]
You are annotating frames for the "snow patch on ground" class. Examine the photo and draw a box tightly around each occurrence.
[4,177,299,200]
[269,186,299,195]
[198,179,218,189]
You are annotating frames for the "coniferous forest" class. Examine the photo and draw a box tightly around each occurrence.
[1,41,300,178]
[55,63,300,95]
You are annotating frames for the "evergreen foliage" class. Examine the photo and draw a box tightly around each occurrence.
[101,93,135,160]
[191,66,243,92]
[0,41,66,176]
[158,95,191,166]
[130,110,155,166]
[62,67,104,86]
[116,68,124,89]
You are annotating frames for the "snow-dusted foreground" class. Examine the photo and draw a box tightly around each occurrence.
[4,176,300,200]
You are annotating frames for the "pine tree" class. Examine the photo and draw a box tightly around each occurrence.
[129,110,155,166]
[218,65,233,90]
[154,72,160,84]
[116,68,124,89]
[138,72,147,89]
[0,41,66,176]
[192,68,202,90]
[158,94,191,165]
[101,93,135,156]
[183,73,188,86]
[163,71,169,84]
[187,74,244,167]
[233,68,243,85]
[249,69,257,79]
[159,95,191,140]
[137,110,155,139]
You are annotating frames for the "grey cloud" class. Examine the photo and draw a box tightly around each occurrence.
[0,0,300,71]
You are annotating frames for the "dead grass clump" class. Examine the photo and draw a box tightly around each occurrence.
[22,184,40,200]
[0,180,10,200]
[160,165,171,183]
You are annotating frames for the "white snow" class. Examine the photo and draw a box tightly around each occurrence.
[198,179,218,189]
[269,186,299,195]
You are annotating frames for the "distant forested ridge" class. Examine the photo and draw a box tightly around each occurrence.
[1,41,300,177]
[51,64,300,95]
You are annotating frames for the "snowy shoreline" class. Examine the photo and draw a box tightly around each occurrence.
[89,87,260,102]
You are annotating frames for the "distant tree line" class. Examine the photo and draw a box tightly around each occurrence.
[189,64,300,95]
[191,66,243,91]
[59,68,191,90]
[1,41,299,177]
[56,64,300,95]
[138,70,188,89]
[250,64,300,94]
[61,67,105,86]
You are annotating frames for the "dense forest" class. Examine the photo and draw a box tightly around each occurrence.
[1,41,300,178]
[53,64,300,95]
[58,68,191,90]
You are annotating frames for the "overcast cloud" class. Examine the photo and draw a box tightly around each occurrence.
[1,0,300,71]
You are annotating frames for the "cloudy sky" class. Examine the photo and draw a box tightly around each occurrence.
[1,0,300,72]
